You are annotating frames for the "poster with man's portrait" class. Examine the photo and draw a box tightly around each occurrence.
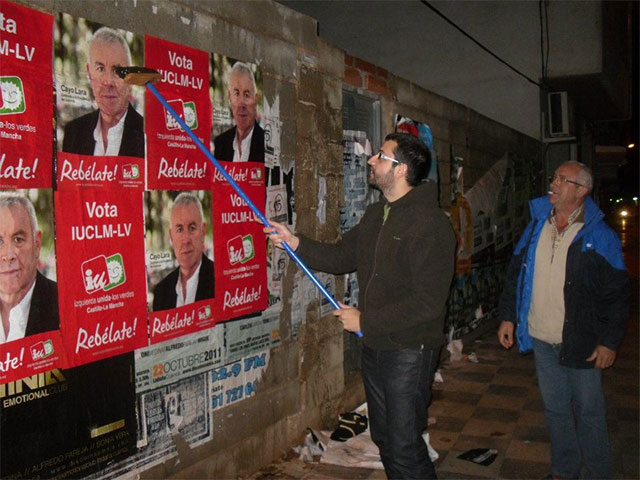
[54,14,146,188]
[0,189,64,382]
[144,190,215,344]
[209,55,264,164]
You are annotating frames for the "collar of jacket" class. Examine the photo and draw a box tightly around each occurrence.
[529,195,604,233]
[384,179,439,209]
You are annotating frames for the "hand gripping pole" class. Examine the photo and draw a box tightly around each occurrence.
[115,67,362,337]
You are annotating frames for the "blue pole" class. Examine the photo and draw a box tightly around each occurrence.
[145,81,362,337]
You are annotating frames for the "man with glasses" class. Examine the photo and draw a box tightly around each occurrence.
[498,161,629,479]
[266,133,455,479]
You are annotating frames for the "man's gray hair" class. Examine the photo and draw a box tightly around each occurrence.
[90,26,132,66]
[565,160,593,192]
[229,61,257,94]
[172,191,204,222]
[0,192,39,237]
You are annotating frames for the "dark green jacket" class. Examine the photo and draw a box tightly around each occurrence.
[297,181,455,350]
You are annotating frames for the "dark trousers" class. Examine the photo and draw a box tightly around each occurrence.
[361,344,440,479]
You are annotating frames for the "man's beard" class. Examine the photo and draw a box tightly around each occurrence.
[368,167,394,192]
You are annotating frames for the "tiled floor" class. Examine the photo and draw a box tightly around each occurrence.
[250,308,638,479]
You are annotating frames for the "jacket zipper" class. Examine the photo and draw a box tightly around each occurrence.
[363,208,388,312]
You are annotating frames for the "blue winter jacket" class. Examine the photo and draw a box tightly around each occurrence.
[498,195,629,368]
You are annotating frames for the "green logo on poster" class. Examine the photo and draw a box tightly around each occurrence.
[123,164,140,180]
[183,101,198,130]
[30,340,54,361]
[198,305,211,320]
[0,76,26,115]
[241,234,255,264]
[104,253,126,291]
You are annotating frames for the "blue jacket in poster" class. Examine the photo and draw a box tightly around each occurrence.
[498,195,629,368]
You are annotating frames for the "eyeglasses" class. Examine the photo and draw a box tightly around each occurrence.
[376,151,400,164]
[549,174,584,187]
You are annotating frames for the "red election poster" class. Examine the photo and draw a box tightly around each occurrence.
[145,36,212,190]
[57,152,145,190]
[0,1,53,189]
[149,301,214,345]
[54,16,145,188]
[54,189,148,366]
[0,188,65,383]
[145,190,216,344]
[0,330,66,384]
[212,162,268,320]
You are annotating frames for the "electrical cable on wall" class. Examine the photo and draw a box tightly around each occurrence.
[539,0,550,85]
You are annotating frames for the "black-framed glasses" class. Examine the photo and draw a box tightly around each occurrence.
[376,151,400,164]
[549,174,584,187]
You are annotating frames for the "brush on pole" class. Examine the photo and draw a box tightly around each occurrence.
[115,66,362,337]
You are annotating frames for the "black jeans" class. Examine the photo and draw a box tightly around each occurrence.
[361,344,440,479]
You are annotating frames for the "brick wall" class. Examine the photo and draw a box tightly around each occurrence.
[344,54,391,97]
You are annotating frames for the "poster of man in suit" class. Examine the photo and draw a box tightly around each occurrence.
[210,57,263,164]
[0,190,57,345]
[55,15,144,158]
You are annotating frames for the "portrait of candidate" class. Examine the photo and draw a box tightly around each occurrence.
[62,26,144,158]
[213,61,264,163]
[0,192,58,344]
[152,192,214,311]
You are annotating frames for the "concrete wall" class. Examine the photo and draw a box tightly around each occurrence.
[16,0,542,477]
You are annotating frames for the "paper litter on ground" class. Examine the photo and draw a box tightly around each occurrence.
[296,402,439,469]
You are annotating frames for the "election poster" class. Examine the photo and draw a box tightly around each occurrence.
[212,162,268,320]
[144,190,216,344]
[0,1,53,189]
[145,36,212,190]
[210,55,264,164]
[0,353,136,478]
[0,329,65,384]
[0,189,65,383]
[56,152,145,190]
[54,189,147,366]
[54,14,145,188]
